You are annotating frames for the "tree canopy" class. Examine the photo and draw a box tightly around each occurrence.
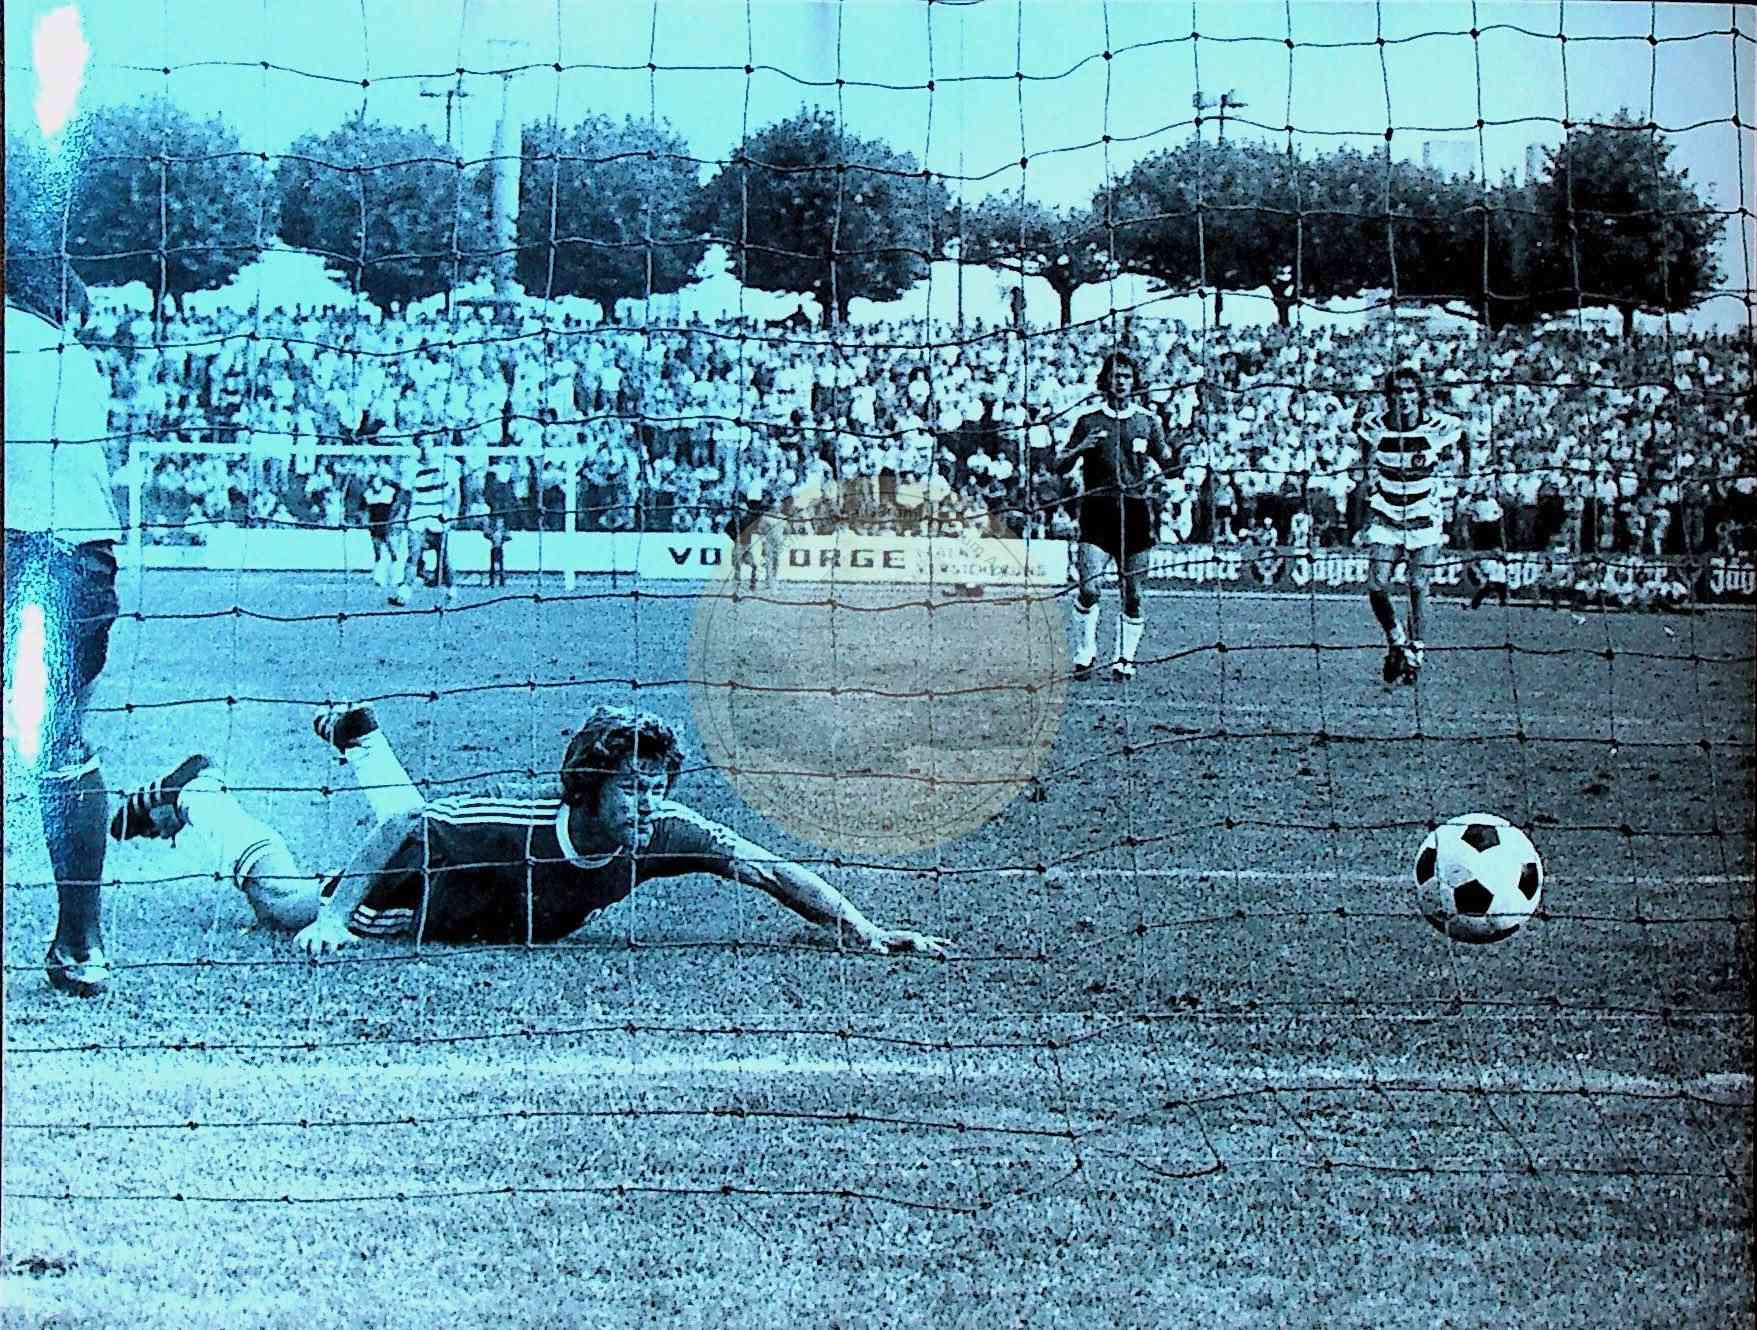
[1532,112,1724,336]
[514,115,706,315]
[693,109,950,325]
[51,98,273,318]
[275,112,489,312]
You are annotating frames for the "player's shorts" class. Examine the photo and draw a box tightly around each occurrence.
[1363,500,1445,552]
[365,503,395,543]
[325,832,527,945]
[322,830,427,940]
[4,530,120,704]
[1077,496,1158,561]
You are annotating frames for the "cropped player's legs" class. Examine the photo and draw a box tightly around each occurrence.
[487,517,508,587]
[386,527,411,605]
[1070,542,1108,676]
[1403,546,1437,681]
[35,686,112,993]
[6,537,121,995]
[432,531,456,602]
[761,515,784,588]
[1111,499,1154,680]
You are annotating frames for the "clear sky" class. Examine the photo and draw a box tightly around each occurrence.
[6,0,1753,326]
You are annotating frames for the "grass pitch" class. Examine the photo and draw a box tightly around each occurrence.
[4,571,1752,1329]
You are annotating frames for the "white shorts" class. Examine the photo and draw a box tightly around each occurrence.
[1364,501,1445,552]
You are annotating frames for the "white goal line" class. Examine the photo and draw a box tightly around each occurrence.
[1061,696,1754,735]
[13,1051,1751,1104]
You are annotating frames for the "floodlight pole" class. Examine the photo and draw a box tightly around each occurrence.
[1190,90,1248,327]
[420,81,473,317]
[485,38,531,312]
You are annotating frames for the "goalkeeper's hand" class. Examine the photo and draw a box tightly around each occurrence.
[295,914,356,961]
[857,925,952,959]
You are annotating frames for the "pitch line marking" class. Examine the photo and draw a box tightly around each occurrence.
[1062,696,1752,734]
[1020,865,1752,888]
[10,1053,1750,1102]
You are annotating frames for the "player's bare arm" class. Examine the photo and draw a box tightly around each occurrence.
[711,831,951,958]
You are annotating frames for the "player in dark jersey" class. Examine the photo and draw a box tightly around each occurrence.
[109,704,949,959]
[361,463,404,592]
[481,458,513,588]
[1053,352,1176,680]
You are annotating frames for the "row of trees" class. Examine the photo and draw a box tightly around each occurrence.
[5,97,1722,335]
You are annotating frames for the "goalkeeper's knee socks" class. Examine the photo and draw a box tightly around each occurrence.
[177,775,318,930]
[343,731,423,823]
[39,756,109,959]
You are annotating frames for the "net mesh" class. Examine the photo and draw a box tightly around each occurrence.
[3,1,1752,1322]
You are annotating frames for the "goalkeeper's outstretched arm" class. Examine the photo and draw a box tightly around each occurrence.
[729,845,951,958]
[657,809,950,958]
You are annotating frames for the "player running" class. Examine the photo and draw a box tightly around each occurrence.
[4,265,123,996]
[1355,366,1463,685]
[1053,351,1176,680]
[109,703,950,960]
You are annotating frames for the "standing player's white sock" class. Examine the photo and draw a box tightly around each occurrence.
[1118,613,1145,666]
[1072,602,1100,665]
[177,774,319,930]
[344,731,424,823]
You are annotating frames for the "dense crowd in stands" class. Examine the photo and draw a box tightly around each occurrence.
[91,302,1756,560]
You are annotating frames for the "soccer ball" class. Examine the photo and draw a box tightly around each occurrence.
[1413,814,1543,944]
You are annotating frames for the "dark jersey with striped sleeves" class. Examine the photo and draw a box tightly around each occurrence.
[1059,403,1173,502]
[346,793,748,944]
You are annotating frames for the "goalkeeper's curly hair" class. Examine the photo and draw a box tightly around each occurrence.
[560,705,686,811]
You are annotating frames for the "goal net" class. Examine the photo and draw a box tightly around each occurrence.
[3,2,1752,1324]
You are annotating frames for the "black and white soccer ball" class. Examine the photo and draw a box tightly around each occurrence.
[1413,814,1544,944]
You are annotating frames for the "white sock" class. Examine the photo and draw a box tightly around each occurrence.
[1073,602,1099,664]
[372,552,387,587]
[178,775,317,929]
[346,731,424,823]
[1118,613,1145,664]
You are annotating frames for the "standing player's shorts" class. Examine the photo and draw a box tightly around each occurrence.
[365,502,396,545]
[4,532,120,756]
[1363,498,1446,552]
[1077,495,1158,561]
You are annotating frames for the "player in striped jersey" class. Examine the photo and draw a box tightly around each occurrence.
[389,434,462,606]
[1355,366,1463,685]
[109,704,949,959]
